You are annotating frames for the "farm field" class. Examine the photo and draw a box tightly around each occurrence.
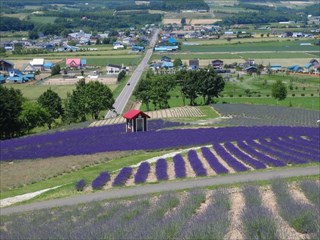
[1,179,319,239]
[181,40,319,52]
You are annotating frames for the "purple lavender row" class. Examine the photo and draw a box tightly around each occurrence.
[246,140,307,165]
[278,137,320,155]
[237,141,286,167]
[92,171,111,190]
[134,162,151,184]
[258,139,312,163]
[200,147,229,174]
[223,142,266,169]
[2,126,316,161]
[284,137,320,153]
[113,167,132,186]
[270,138,320,162]
[173,154,187,178]
[156,159,168,181]
[294,136,320,150]
[188,150,207,176]
[213,144,249,172]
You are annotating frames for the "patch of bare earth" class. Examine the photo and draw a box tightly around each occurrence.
[0,151,132,191]
[261,187,310,240]
[146,164,158,183]
[289,183,313,205]
[182,155,197,178]
[167,160,176,180]
[224,189,245,240]
[126,168,138,186]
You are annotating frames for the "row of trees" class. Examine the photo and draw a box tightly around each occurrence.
[0,80,114,139]
[134,67,225,111]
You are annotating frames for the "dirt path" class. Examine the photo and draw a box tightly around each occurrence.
[1,166,318,216]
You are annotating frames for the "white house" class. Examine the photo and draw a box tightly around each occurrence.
[30,58,44,71]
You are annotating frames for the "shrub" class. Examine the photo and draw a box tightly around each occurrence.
[238,94,242,97]
[292,93,295,97]
[301,93,305,96]
[311,93,314,96]
[266,94,270,97]
[92,171,111,190]
[229,94,233,97]
[75,179,86,191]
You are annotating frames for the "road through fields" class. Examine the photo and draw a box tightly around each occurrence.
[105,29,160,118]
[1,166,319,215]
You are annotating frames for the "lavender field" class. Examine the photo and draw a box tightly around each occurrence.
[84,135,319,190]
[213,104,320,127]
[1,119,318,161]
[1,180,319,240]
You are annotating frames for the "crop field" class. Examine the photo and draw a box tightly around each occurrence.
[1,179,319,239]
[181,40,319,52]
[213,104,320,127]
[1,118,318,161]
[28,15,58,24]
[84,132,319,190]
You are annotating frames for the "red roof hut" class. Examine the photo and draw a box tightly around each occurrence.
[123,110,150,133]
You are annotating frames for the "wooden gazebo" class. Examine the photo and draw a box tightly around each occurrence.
[123,110,150,133]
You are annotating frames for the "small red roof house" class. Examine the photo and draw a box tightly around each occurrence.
[123,110,150,133]
[66,58,82,68]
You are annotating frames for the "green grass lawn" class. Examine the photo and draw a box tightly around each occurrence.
[5,84,77,100]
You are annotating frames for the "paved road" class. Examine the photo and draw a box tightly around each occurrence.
[105,29,160,118]
[1,166,319,216]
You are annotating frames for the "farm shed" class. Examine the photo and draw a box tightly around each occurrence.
[189,59,199,70]
[0,60,14,72]
[123,110,150,133]
[22,63,36,73]
[30,58,44,71]
[211,59,224,69]
[161,56,171,62]
[270,64,282,71]
[287,65,303,72]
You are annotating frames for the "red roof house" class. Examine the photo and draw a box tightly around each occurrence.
[66,58,81,68]
[123,110,150,132]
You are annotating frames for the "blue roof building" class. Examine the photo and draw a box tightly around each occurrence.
[168,37,178,45]
[270,64,282,71]
[288,65,303,72]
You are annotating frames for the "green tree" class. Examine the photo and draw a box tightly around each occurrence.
[117,71,126,82]
[272,80,287,101]
[63,79,114,122]
[85,81,114,119]
[173,58,183,69]
[0,85,23,139]
[51,64,61,76]
[134,77,153,111]
[19,102,49,134]
[28,30,39,40]
[38,89,64,129]
[198,67,225,105]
